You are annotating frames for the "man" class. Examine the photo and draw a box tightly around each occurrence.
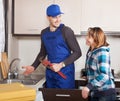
[23,4,82,89]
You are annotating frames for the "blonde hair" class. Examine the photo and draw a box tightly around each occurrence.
[87,27,109,48]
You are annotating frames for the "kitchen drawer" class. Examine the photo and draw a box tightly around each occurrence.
[116,88,120,101]
[75,80,87,88]
[39,80,88,101]
[115,81,120,88]
[39,88,88,101]
[42,80,87,89]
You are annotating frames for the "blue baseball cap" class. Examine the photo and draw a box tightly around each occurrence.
[46,4,64,17]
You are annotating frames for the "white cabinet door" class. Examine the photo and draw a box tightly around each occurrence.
[81,0,120,31]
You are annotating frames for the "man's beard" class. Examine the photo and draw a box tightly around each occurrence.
[52,24,59,28]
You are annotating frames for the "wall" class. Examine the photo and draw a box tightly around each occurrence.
[0,0,5,52]
[8,0,120,75]
[8,36,120,75]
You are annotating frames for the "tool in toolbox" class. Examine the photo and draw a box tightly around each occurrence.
[40,59,67,79]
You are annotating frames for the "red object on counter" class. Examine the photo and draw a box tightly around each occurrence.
[41,59,67,79]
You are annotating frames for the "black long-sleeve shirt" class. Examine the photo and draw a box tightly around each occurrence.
[32,25,82,69]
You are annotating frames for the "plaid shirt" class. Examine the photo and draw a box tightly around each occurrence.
[85,46,115,91]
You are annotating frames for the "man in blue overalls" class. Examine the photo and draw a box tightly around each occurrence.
[23,4,82,89]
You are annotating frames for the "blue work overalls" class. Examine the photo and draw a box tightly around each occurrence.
[41,24,75,89]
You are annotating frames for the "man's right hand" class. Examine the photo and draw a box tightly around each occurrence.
[22,66,35,75]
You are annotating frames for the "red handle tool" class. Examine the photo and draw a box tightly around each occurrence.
[41,59,67,79]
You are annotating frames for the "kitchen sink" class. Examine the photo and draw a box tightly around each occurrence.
[0,74,45,85]
[1,79,39,85]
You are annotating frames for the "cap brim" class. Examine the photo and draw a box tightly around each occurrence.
[49,12,64,17]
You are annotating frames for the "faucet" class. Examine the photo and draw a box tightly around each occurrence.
[7,58,20,80]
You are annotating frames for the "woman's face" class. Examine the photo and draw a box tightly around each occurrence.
[86,34,94,47]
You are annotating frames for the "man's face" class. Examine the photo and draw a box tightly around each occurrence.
[47,15,61,28]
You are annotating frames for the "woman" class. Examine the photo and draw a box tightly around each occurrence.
[82,27,116,101]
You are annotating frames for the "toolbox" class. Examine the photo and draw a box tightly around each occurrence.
[0,83,36,101]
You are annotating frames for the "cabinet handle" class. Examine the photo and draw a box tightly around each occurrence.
[56,94,70,97]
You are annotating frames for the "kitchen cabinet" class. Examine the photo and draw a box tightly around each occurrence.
[75,79,120,101]
[39,79,120,101]
[12,0,81,35]
[81,0,120,32]
[39,88,88,101]
[115,81,120,88]
[39,80,88,101]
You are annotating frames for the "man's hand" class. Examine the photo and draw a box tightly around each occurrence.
[41,60,67,79]
[52,62,63,72]
[22,66,35,75]
[41,59,63,72]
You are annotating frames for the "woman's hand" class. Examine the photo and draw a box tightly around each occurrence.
[81,76,87,80]
[82,86,90,99]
